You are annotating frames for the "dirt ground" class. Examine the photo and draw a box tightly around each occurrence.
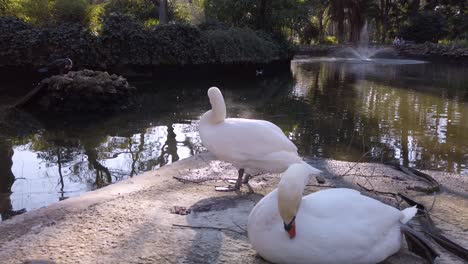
[0,152,467,264]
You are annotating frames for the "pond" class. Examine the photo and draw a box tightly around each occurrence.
[1,58,467,221]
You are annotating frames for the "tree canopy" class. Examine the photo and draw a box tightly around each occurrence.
[1,0,467,44]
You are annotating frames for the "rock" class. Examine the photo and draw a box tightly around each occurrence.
[17,70,136,113]
[316,175,326,184]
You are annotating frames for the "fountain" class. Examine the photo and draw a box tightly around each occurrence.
[333,22,397,61]
[295,22,426,65]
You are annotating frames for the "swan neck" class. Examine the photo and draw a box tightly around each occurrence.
[277,164,310,224]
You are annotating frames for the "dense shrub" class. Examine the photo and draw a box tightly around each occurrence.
[400,12,448,43]
[321,36,338,45]
[53,0,89,24]
[0,20,100,68]
[100,13,151,66]
[104,0,157,23]
[0,14,291,69]
[21,0,52,26]
[0,16,31,34]
[151,23,209,64]
[87,3,105,34]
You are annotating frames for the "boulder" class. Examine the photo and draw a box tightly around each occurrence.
[15,70,136,113]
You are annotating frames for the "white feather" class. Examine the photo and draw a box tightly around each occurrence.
[248,163,417,264]
[199,87,320,175]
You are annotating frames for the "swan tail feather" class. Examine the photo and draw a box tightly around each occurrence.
[401,225,439,263]
[207,87,226,123]
[400,206,418,224]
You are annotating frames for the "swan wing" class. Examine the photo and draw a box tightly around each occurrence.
[295,189,405,262]
[202,118,298,162]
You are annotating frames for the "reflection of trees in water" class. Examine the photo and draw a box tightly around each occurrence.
[285,62,468,173]
[14,116,201,197]
[0,139,25,220]
[157,123,179,167]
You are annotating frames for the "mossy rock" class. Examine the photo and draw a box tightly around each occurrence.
[32,70,136,113]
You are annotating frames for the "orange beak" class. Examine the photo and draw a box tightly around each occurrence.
[288,221,296,239]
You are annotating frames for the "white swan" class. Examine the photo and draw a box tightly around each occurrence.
[198,87,320,191]
[247,163,422,264]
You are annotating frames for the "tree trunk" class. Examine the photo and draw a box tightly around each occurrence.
[409,0,420,17]
[258,0,267,30]
[318,11,324,42]
[159,0,168,24]
[337,13,344,43]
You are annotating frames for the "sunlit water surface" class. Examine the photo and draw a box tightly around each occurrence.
[1,58,467,220]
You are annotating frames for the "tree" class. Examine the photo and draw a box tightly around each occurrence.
[159,0,168,24]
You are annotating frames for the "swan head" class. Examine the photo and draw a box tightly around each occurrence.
[277,163,311,239]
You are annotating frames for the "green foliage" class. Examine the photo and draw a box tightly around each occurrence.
[203,0,309,34]
[300,22,319,44]
[0,16,31,34]
[104,0,157,23]
[143,18,159,28]
[87,4,105,34]
[400,12,449,43]
[22,0,53,26]
[202,28,280,63]
[438,39,468,48]
[322,36,338,45]
[151,23,209,64]
[53,0,89,24]
[0,0,22,17]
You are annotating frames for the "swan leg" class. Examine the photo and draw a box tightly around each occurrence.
[234,169,245,190]
[215,168,244,192]
[242,174,251,184]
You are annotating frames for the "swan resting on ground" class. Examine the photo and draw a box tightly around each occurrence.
[198,87,320,191]
[248,163,437,264]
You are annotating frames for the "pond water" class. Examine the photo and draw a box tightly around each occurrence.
[1,58,467,221]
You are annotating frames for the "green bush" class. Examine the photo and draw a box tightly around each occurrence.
[300,23,319,45]
[53,0,89,24]
[0,14,291,69]
[22,0,53,26]
[87,4,105,34]
[400,12,448,43]
[0,0,23,17]
[438,39,468,48]
[202,28,280,63]
[150,23,209,64]
[100,13,151,65]
[322,36,338,45]
[0,16,31,34]
[104,0,157,23]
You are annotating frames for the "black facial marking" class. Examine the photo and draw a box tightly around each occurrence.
[283,216,296,231]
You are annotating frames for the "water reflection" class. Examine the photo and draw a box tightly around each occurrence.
[0,60,467,220]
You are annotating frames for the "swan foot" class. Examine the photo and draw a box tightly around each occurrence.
[215,169,244,192]
[215,186,238,192]
[242,174,251,184]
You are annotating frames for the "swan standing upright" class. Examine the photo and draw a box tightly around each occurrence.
[198,87,319,191]
[248,163,437,264]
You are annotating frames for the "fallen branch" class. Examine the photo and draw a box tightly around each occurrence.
[356,183,397,197]
[394,165,440,193]
[306,184,336,188]
[172,224,246,236]
[231,221,247,233]
[399,193,468,261]
[13,82,46,108]
[340,149,372,177]
[172,176,204,184]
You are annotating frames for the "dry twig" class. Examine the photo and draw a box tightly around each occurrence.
[172,224,246,236]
